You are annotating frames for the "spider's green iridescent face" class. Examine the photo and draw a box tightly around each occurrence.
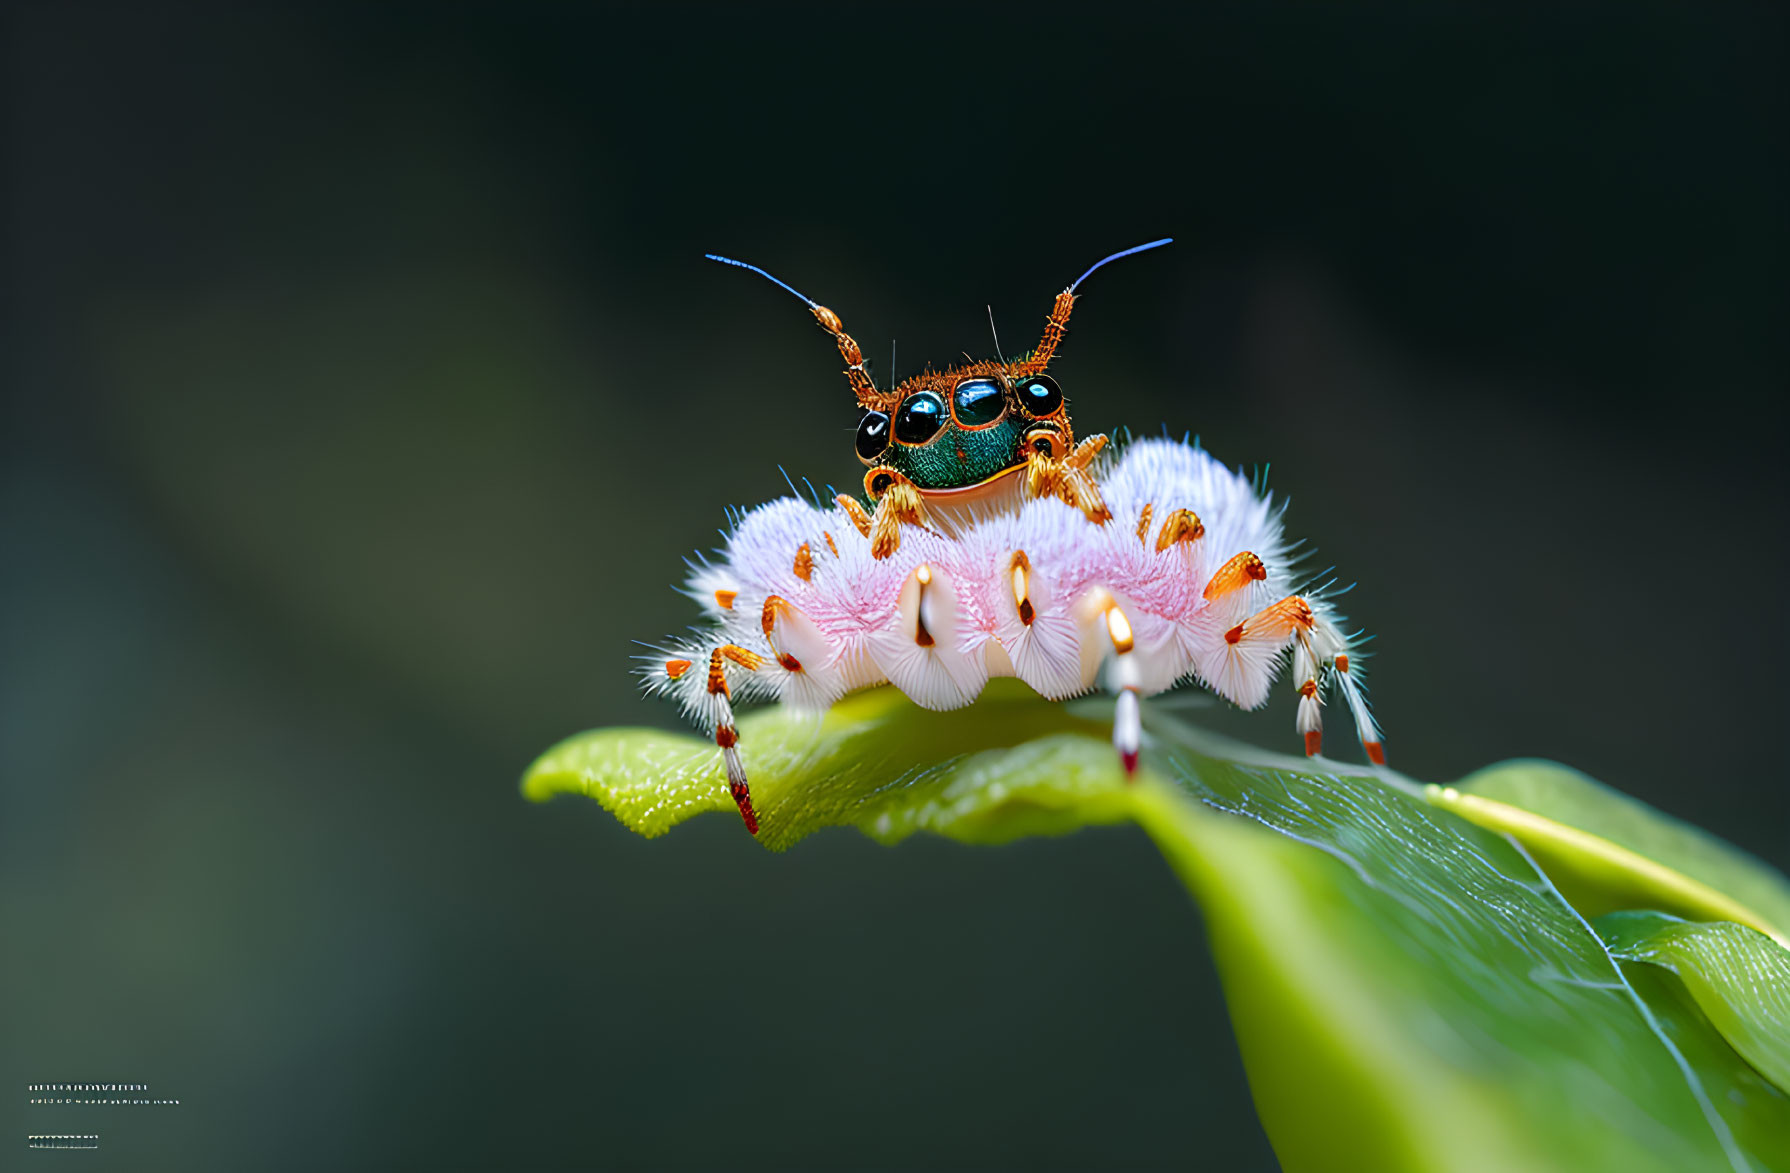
[856,367,1069,496]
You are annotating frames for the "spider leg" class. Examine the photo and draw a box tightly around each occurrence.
[1204,592,1384,763]
[1295,608,1384,764]
[1083,590,1144,777]
[1206,592,1320,729]
[868,562,988,710]
[704,644,766,834]
[1332,647,1386,765]
[1291,628,1327,757]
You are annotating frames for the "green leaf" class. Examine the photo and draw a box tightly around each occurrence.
[525,686,1790,1171]
[1598,910,1790,1096]
[523,680,1128,850]
[1430,760,1790,946]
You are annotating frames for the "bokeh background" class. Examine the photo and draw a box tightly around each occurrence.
[5,5,1785,1169]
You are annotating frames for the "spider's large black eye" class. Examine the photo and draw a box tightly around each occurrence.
[1015,374,1063,418]
[856,410,890,461]
[952,377,1006,428]
[893,391,947,445]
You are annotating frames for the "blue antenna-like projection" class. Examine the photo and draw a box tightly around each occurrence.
[704,254,817,308]
[1069,238,1173,292]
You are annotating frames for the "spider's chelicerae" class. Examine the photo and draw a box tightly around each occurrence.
[645,240,1384,835]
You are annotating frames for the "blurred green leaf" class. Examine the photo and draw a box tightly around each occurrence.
[526,686,1790,1171]
[1599,910,1790,1096]
[1433,761,1790,945]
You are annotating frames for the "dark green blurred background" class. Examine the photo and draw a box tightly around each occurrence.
[5,4,1785,1169]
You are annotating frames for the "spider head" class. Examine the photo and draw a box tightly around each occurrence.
[854,366,1068,499]
[704,239,1168,506]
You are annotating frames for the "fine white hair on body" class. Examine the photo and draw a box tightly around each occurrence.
[638,436,1387,826]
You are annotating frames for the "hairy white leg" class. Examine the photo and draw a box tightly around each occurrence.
[698,645,764,834]
[1195,590,1308,711]
[1113,687,1141,775]
[1291,631,1327,757]
[996,549,1098,699]
[1298,608,1385,764]
[761,594,849,712]
[1333,650,1386,764]
[1189,550,1275,702]
[867,562,988,710]
[1093,595,1144,777]
[1256,602,1384,763]
[1200,591,1341,755]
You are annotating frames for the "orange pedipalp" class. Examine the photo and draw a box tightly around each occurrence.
[835,494,873,538]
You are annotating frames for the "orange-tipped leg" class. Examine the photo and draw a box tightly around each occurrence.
[1297,676,1324,758]
[706,645,765,835]
[1334,653,1386,765]
[716,724,758,835]
[1226,596,1330,760]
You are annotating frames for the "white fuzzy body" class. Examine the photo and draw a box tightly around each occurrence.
[644,438,1383,771]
